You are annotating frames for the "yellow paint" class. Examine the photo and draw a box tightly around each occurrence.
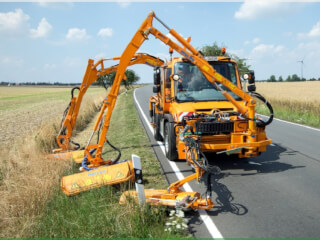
[103,174,112,181]
[202,65,210,72]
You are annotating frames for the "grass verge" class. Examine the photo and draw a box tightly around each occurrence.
[28,89,186,238]
[255,97,320,128]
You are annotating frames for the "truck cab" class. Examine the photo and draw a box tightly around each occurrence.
[150,56,271,161]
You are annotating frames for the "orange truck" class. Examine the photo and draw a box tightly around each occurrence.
[149,54,273,161]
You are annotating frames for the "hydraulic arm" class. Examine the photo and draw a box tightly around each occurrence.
[52,53,164,160]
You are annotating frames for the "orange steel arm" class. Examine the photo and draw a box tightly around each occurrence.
[84,11,258,168]
[54,53,164,153]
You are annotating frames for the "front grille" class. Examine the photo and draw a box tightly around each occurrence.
[195,121,234,135]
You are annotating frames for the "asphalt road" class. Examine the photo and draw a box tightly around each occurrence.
[133,85,320,238]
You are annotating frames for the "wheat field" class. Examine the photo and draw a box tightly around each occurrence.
[255,81,320,103]
[255,81,320,127]
[0,86,105,237]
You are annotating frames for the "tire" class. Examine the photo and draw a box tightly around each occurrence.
[164,121,178,161]
[154,113,162,141]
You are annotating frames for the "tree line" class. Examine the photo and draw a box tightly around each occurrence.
[0,81,86,86]
[266,74,320,82]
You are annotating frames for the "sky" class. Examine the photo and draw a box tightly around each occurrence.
[1,1,320,84]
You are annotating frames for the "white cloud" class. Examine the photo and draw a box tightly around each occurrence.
[36,2,74,9]
[1,56,24,66]
[309,21,320,37]
[229,48,245,57]
[234,0,299,20]
[251,43,285,59]
[0,9,30,37]
[298,20,320,39]
[97,27,113,39]
[253,37,260,44]
[117,1,131,8]
[244,37,260,45]
[30,18,52,38]
[94,52,106,60]
[66,28,91,41]
[246,41,320,79]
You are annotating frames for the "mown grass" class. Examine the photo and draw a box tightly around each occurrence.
[28,89,185,238]
[0,86,104,111]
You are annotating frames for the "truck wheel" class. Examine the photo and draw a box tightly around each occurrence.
[154,113,162,141]
[164,122,178,161]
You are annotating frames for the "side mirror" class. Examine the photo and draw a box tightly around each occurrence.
[154,69,161,85]
[247,84,256,92]
[153,85,160,93]
[248,71,255,84]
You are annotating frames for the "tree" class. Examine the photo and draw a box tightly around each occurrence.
[97,69,140,90]
[267,75,277,82]
[278,76,283,82]
[200,42,251,75]
[291,74,301,82]
[286,75,292,82]
[97,72,116,90]
[125,69,140,85]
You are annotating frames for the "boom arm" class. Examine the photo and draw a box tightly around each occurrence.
[53,53,164,153]
[84,11,258,168]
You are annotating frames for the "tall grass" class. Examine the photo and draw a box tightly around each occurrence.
[34,94,103,153]
[255,81,320,128]
[28,89,183,238]
[0,92,104,237]
[262,97,320,127]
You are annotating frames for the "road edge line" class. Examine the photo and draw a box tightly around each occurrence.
[133,88,224,239]
[258,114,320,132]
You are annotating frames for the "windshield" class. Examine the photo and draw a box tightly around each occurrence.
[174,61,241,102]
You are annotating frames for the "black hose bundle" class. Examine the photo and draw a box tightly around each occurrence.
[250,92,274,127]
[58,87,82,149]
[106,140,121,164]
[97,119,121,164]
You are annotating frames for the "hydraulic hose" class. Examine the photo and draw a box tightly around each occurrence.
[250,92,274,127]
[106,140,121,164]
[81,140,121,171]
[71,86,80,98]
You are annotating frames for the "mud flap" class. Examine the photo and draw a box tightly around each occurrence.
[61,160,134,196]
[48,150,85,163]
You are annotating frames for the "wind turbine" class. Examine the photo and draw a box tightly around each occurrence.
[297,56,305,80]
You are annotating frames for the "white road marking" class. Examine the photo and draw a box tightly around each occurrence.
[248,161,262,166]
[133,88,224,239]
[274,117,320,132]
[258,114,320,132]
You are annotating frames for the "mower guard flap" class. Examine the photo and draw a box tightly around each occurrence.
[49,150,85,163]
[61,160,134,196]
